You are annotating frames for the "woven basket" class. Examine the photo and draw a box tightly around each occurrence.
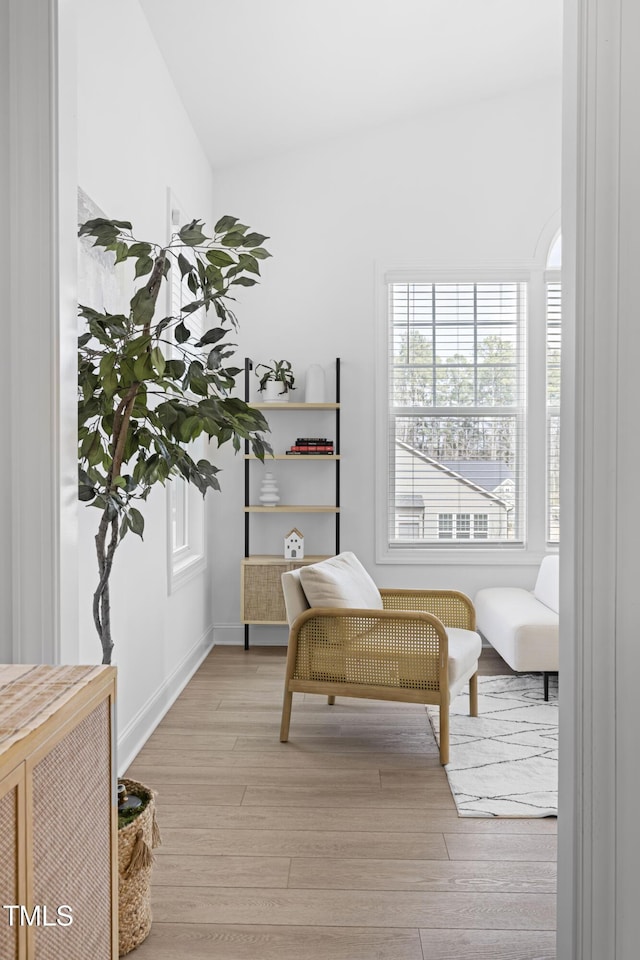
[118,779,161,956]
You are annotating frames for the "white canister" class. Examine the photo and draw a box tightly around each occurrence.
[305,364,326,403]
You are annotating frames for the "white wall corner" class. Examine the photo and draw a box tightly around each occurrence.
[116,625,215,773]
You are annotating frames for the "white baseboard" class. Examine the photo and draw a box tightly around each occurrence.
[213,623,288,647]
[117,626,214,774]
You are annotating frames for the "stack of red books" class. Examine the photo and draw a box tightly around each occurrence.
[286,437,334,455]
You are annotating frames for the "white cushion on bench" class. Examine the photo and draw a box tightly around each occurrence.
[534,555,559,614]
[447,628,483,698]
[474,585,559,673]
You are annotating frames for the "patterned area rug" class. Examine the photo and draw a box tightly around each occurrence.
[427,674,558,817]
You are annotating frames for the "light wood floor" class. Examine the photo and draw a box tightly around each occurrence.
[126,645,557,960]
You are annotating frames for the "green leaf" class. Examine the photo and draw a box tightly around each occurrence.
[206,249,235,268]
[126,333,153,356]
[134,255,154,278]
[114,241,129,264]
[178,252,193,278]
[150,346,166,377]
[78,217,132,237]
[182,300,204,315]
[214,215,238,234]
[196,327,226,346]
[134,354,152,380]
[250,247,272,260]
[130,287,156,326]
[179,220,207,246]
[119,515,130,541]
[221,232,245,248]
[99,353,116,377]
[243,232,269,248]
[103,371,118,398]
[233,276,258,287]
[237,254,260,275]
[179,416,201,442]
[164,359,186,379]
[155,316,172,337]
[175,322,190,344]
[128,242,152,258]
[129,507,145,538]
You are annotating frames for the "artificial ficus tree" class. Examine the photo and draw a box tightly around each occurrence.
[78,215,272,665]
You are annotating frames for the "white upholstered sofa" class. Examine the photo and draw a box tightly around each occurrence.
[474,555,559,699]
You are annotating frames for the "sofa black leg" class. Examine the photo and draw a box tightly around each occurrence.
[544,672,549,701]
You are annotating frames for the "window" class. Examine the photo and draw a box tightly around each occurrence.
[166,194,207,591]
[387,281,526,549]
[438,513,453,539]
[456,514,471,539]
[474,514,489,538]
[438,512,488,540]
[546,239,561,545]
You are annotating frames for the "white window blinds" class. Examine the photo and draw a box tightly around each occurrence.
[388,281,527,546]
[546,281,561,544]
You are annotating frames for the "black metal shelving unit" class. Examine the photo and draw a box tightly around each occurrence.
[242,358,341,650]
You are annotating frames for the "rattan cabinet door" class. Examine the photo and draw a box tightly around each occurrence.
[0,767,24,960]
[241,560,315,623]
[31,701,113,960]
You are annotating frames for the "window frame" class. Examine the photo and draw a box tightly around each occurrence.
[375,261,553,565]
[165,191,208,593]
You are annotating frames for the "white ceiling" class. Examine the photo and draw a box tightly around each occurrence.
[139,0,562,169]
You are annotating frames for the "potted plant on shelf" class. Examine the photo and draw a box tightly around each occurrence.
[255,359,295,401]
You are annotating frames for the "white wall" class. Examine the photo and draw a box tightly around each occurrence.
[0,0,11,661]
[211,80,562,643]
[77,0,215,766]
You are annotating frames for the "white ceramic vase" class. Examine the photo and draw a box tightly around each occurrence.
[304,364,326,403]
[259,472,280,506]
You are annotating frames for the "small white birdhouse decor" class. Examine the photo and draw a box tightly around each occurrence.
[284,528,304,560]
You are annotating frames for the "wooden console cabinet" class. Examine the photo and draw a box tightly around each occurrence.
[0,665,117,960]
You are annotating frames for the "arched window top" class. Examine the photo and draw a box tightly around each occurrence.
[547,233,562,269]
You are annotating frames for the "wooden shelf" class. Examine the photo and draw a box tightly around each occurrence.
[242,554,330,565]
[245,454,341,460]
[244,505,340,513]
[249,402,340,410]
[243,619,288,625]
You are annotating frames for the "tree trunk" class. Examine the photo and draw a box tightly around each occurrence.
[89,251,166,663]
[93,512,119,664]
